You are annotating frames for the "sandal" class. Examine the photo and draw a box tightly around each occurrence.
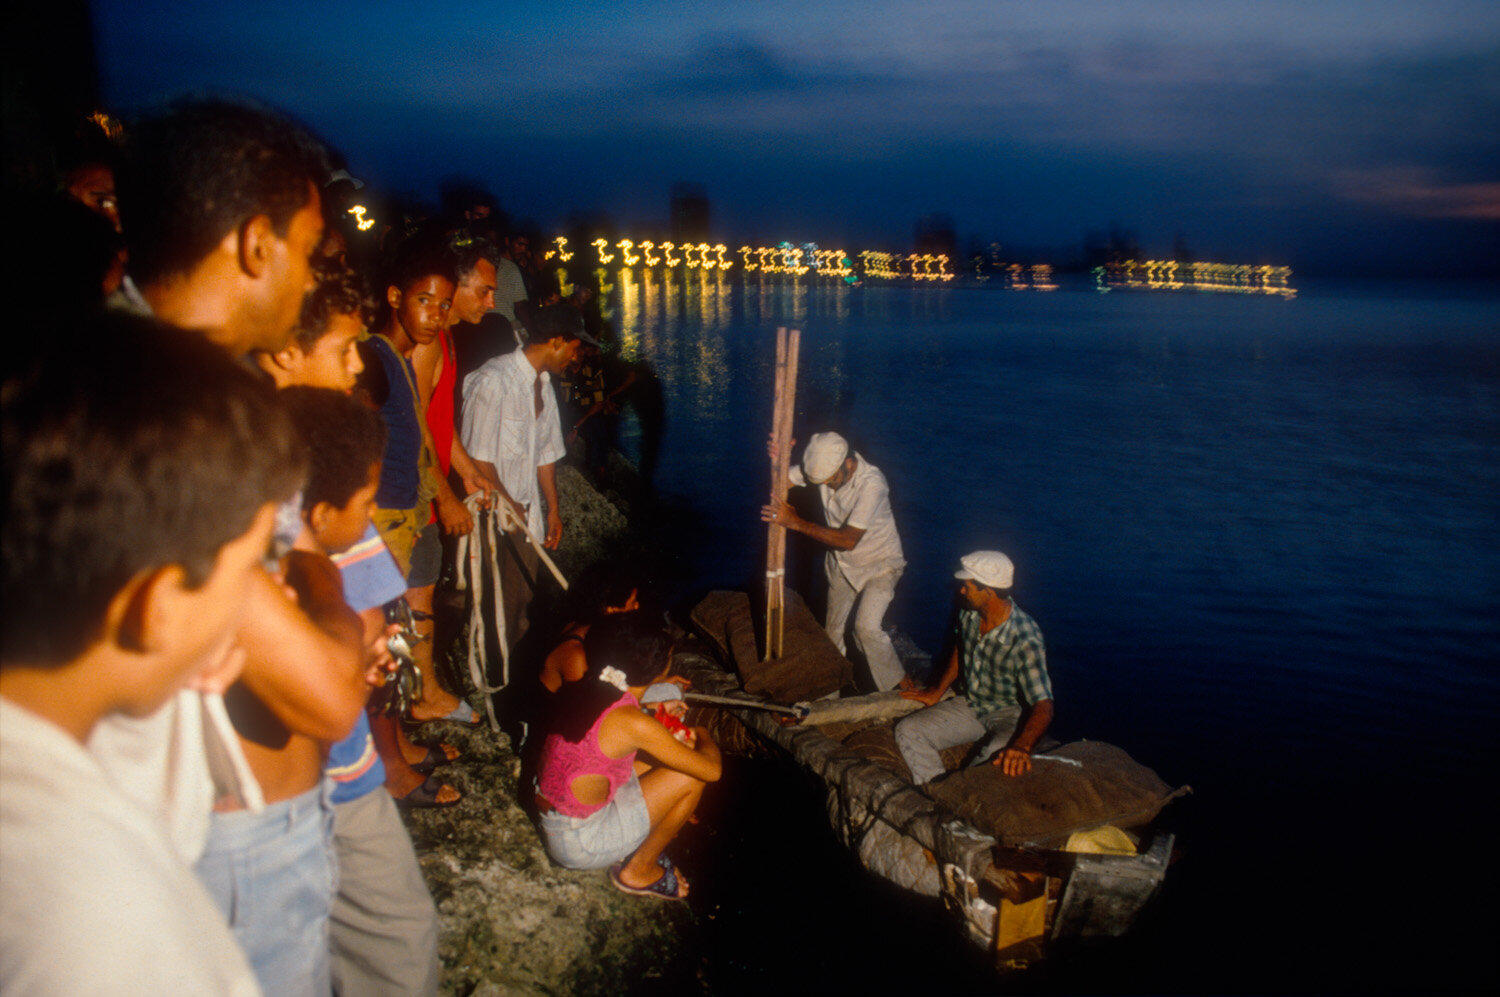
[393,774,462,809]
[610,861,687,901]
[411,743,462,775]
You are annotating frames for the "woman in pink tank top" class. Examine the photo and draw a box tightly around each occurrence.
[535,615,720,900]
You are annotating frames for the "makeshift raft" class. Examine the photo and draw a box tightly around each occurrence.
[678,590,1189,970]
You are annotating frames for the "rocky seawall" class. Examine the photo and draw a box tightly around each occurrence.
[399,460,698,996]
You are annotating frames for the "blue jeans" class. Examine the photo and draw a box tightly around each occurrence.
[195,781,336,997]
[538,773,650,870]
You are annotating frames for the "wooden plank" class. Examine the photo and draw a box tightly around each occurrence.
[774,328,800,657]
[764,327,788,659]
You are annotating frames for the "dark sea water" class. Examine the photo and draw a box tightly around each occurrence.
[604,272,1499,994]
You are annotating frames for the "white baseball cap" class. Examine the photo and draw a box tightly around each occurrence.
[954,551,1014,590]
[802,432,849,484]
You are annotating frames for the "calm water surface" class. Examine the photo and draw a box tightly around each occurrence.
[603,274,1499,993]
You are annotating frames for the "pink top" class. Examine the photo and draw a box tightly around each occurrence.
[537,691,638,818]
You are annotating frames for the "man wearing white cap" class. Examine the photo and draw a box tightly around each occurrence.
[761,432,908,690]
[895,551,1054,783]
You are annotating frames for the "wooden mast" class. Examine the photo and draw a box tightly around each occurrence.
[765,326,800,659]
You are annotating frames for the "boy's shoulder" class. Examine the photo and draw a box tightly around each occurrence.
[0,700,260,994]
[329,525,406,613]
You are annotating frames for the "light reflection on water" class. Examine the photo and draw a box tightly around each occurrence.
[599,274,1500,991]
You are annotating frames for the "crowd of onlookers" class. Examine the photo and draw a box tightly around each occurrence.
[2,98,714,997]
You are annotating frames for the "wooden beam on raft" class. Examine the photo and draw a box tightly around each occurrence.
[765,326,800,660]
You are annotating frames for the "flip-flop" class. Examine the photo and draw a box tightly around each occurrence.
[610,861,687,901]
[393,774,462,809]
[411,743,462,775]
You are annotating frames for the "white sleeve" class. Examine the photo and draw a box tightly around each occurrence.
[536,387,567,467]
[461,369,501,464]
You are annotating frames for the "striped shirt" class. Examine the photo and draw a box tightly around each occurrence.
[957,604,1052,715]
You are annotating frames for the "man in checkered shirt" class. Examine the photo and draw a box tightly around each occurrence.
[895,551,1055,784]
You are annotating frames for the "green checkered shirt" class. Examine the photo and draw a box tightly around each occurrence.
[957,604,1052,715]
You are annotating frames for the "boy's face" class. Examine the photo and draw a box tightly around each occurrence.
[389,275,454,346]
[451,259,497,325]
[287,311,364,392]
[310,463,380,555]
[128,503,277,716]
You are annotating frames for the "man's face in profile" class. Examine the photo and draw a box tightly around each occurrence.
[255,184,326,353]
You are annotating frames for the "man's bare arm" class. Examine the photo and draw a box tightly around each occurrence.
[474,459,527,529]
[234,566,367,742]
[760,496,865,551]
[450,435,501,498]
[538,461,562,548]
[994,699,1055,777]
[902,645,959,707]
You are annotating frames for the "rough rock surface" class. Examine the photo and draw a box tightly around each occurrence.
[401,461,697,996]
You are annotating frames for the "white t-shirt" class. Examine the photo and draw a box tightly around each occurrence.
[1,699,262,996]
[790,451,905,590]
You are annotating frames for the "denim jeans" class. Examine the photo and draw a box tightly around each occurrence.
[538,773,650,870]
[195,780,336,997]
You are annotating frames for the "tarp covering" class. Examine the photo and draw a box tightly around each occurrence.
[835,724,1188,849]
[676,593,1186,943]
[689,589,852,703]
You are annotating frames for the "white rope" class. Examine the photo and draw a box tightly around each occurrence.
[454,494,504,732]
[453,492,572,732]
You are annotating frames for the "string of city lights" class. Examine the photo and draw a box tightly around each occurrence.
[342,206,1292,293]
[1092,260,1296,297]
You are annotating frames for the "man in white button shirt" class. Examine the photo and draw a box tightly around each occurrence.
[461,305,595,650]
[762,432,909,690]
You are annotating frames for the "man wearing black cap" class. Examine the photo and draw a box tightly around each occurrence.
[896,551,1054,783]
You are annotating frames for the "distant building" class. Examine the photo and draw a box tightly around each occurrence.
[670,182,710,242]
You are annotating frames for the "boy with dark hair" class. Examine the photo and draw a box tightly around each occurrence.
[256,258,369,392]
[1,313,304,994]
[257,262,463,803]
[116,98,330,356]
[359,237,478,728]
[103,99,369,997]
[278,387,441,995]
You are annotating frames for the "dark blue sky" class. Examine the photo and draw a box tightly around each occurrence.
[93,1,1499,276]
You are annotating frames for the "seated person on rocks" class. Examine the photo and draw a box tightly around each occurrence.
[896,551,1054,784]
[539,563,644,692]
[533,614,719,900]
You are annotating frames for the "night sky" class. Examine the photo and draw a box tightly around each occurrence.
[92,1,1499,277]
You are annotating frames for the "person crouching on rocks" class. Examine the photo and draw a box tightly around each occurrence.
[533,614,720,900]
